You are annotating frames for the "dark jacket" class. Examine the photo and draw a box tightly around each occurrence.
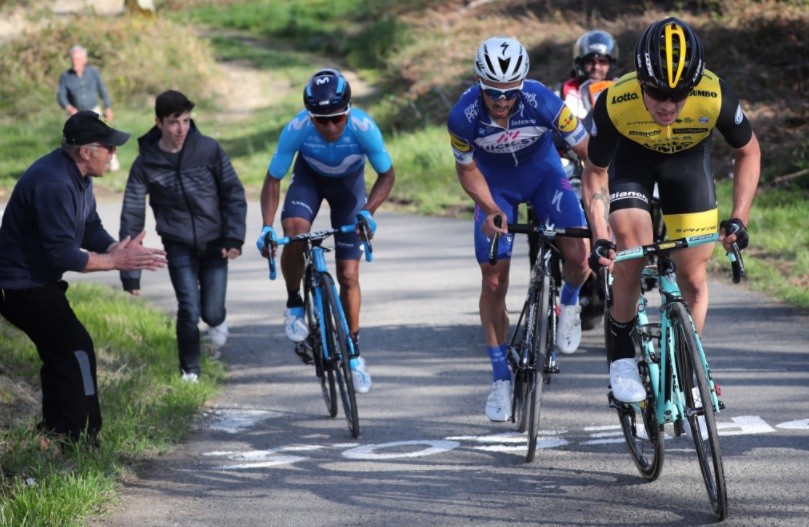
[119,121,247,290]
[0,149,115,289]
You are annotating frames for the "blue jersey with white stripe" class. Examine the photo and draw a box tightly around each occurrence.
[268,107,392,179]
[447,79,587,168]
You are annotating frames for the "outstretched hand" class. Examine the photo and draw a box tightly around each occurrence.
[112,230,167,271]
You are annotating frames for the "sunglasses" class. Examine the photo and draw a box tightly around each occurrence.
[309,107,350,126]
[478,80,523,101]
[89,143,117,153]
[643,86,690,103]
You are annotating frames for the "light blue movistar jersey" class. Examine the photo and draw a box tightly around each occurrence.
[268,107,392,179]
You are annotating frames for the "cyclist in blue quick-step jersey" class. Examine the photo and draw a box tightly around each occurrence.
[448,36,592,422]
[257,69,396,394]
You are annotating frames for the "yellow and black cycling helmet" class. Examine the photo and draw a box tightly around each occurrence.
[634,17,704,101]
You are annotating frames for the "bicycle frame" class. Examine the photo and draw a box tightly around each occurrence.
[309,241,357,360]
[610,233,737,425]
[266,218,373,438]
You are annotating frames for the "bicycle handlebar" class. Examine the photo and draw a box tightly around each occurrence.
[611,232,745,283]
[267,218,373,281]
[487,215,592,265]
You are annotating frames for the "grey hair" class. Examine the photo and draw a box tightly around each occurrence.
[61,138,84,155]
[69,45,87,57]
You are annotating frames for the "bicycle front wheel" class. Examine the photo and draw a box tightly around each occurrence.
[320,279,360,438]
[671,302,728,520]
[617,360,664,480]
[526,275,550,463]
[306,285,337,417]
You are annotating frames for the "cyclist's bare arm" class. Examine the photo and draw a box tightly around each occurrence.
[259,173,281,228]
[721,132,761,250]
[455,160,506,238]
[363,166,396,215]
[582,159,611,241]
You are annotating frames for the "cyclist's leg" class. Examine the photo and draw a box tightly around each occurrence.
[324,169,365,336]
[280,156,320,299]
[526,158,589,352]
[656,147,718,335]
[323,170,371,391]
[672,243,713,333]
[280,157,320,342]
[606,186,653,402]
[473,193,519,421]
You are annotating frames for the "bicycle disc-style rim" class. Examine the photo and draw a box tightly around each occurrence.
[321,369,337,418]
[526,275,550,463]
[305,280,338,417]
[321,281,360,438]
[513,370,529,433]
[617,361,665,480]
[672,303,728,520]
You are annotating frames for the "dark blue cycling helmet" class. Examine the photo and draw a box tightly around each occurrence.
[303,69,352,114]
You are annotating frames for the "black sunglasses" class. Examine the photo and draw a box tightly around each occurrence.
[643,86,690,103]
[89,143,117,153]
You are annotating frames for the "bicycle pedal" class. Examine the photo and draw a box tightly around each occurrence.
[294,344,314,365]
[545,365,560,374]
[718,400,726,410]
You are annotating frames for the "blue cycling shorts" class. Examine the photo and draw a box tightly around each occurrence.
[281,155,367,260]
[473,156,587,263]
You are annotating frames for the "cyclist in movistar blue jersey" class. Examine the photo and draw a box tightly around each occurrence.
[257,69,396,394]
[447,36,591,423]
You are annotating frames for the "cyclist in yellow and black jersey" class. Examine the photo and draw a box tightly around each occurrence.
[582,17,761,404]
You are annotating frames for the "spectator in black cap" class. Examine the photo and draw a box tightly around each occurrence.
[119,90,246,383]
[0,110,167,447]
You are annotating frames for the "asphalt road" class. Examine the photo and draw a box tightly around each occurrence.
[74,200,809,527]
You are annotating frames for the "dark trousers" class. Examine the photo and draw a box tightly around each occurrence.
[164,242,228,375]
[0,282,101,441]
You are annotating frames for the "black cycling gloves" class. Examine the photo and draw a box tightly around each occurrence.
[719,218,749,249]
[588,239,616,274]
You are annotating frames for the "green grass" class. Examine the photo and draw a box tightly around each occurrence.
[0,284,222,527]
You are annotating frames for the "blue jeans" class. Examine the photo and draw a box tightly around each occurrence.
[165,242,228,375]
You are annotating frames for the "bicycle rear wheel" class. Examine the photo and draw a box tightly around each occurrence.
[616,360,664,480]
[671,302,728,520]
[320,279,360,438]
[526,275,550,463]
[306,285,337,417]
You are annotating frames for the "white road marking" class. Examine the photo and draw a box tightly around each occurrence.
[342,440,460,460]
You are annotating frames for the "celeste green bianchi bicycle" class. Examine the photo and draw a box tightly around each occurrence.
[605,232,745,521]
[265,215,372,439]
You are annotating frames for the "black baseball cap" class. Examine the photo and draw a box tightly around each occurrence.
[62,110,131,147]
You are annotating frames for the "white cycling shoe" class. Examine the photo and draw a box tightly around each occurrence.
[485,379,512,422]
[284,307,309,343]
[350,356,372,394]
[610,358,646,403]
[556,303,582,354]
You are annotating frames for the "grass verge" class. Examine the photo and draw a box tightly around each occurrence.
[0,283,223,527]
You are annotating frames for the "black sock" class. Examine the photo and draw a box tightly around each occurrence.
[286,289,303,308]
[606,313,639,362]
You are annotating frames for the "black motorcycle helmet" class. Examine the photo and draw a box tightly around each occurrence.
[303,69,352,114]
[634,17,705,101]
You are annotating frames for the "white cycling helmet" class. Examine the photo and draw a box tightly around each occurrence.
[475,36,530,83]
